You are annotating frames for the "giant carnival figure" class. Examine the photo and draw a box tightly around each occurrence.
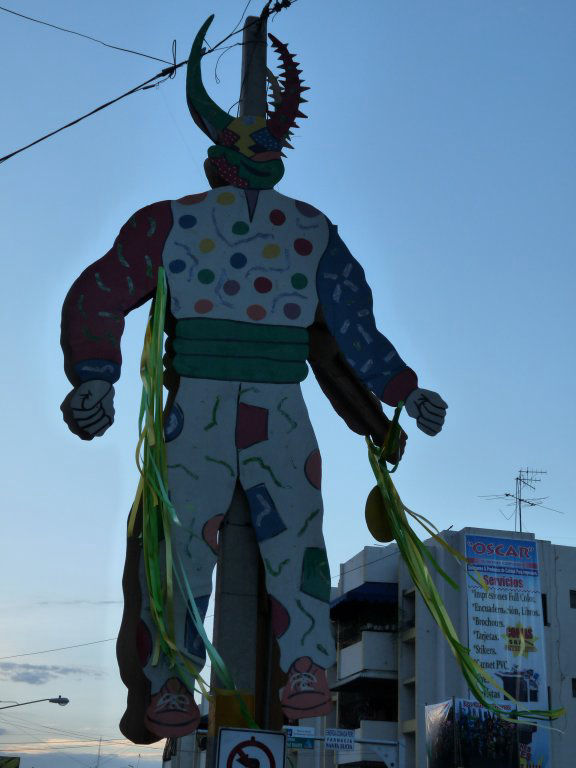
[61,16,447,744]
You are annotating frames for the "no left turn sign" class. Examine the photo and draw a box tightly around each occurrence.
[217,728,287,768]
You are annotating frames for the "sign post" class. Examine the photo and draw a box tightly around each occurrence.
[324,729,355,752]
[216,728,286,768]
[283,725,316,750]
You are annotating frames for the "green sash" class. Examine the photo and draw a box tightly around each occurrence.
[172,318,309,383]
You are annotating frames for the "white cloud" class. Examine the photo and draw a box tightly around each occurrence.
[0,662,102,685]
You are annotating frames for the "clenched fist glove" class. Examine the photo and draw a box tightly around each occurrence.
[404,388,447,436]
[61,380,115,439]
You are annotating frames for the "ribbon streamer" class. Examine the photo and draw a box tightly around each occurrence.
[367,405,565,728]
[129,268,258,726]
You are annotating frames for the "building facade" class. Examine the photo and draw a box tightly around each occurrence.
[323,526,575,768]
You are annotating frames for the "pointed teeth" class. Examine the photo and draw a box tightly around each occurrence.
[283,140,294,149]
[280,151,287,158]
[295,110,307,118]
[299,98,308,104]
[300,86,310,92]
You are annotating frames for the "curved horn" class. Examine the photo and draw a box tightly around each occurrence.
[266,34,308,141]
[186,15,233,140]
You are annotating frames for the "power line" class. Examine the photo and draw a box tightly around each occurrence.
[0,548,405,662]
[0,4,172,64]
[0,1,297,166]
[0,712,160,756]
[0,742,161,752]
[0,637,117,660]
[0,62,178,166]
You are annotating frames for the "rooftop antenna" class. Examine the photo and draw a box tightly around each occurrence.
[481,468,562,533]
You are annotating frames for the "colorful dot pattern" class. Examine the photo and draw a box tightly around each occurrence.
[164,188,330,327]
[199,239,215,253]
[179,215,197,229]
[198,269,215,284]
[262,244,281,260]
[232,221,250,236]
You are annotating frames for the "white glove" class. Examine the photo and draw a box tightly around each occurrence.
[65,380,115,438]
[405,388,447,436]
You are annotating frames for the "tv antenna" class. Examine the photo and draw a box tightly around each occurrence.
[481,468,562,533]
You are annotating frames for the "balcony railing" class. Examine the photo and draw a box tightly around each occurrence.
[338,631,398,681]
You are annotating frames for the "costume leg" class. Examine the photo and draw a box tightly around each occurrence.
[237,383,336,673]
[138,378,239,700]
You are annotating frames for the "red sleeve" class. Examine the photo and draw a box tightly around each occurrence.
[380,368,418,406]
[61,200,173,385]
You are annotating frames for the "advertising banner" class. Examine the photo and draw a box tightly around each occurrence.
[454,698,518,767]
[426,698,520,768]
[465,534,549,767]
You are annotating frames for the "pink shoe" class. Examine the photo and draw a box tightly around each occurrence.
[144,677,200,738]
[281,657,332,720]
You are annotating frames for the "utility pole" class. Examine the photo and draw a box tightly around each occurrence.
[205,14,274,768]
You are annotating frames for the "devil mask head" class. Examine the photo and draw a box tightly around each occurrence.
[186,15,308,190]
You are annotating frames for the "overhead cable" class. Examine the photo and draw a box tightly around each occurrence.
[0,637,117,660]
[0,4,172,64]
[0,1,298,166]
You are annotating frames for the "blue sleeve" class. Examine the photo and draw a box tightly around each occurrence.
[316,223,417,403]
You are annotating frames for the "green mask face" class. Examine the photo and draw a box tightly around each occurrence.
[186,15,308,190]
[207,146,285,190]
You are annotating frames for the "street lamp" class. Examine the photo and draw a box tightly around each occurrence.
[0,696,70,710]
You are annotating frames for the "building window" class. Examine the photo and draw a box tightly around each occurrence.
[570,590,576,609]
[541,593,550,626]
[338,679,398,729]
[572,680,576,698]
[335,603,398,649]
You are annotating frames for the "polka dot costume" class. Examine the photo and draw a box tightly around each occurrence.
[63,181,416,722]
[163,187,329,327]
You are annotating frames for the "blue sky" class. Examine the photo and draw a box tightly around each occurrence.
[0,1,575,766]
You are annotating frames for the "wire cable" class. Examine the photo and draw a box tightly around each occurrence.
[0,12,274,166]
[0,1,299,166]
[0,547,401,659]
[0,637,117,660]
[0,4,172,64]
[0,63,179,165]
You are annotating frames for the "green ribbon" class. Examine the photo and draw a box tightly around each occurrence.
[367,405,565,728]
[129,268,259,726]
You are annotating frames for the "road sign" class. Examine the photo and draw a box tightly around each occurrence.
[324,728,355,751]
[283,725,315,749]
[217,727,286,768]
